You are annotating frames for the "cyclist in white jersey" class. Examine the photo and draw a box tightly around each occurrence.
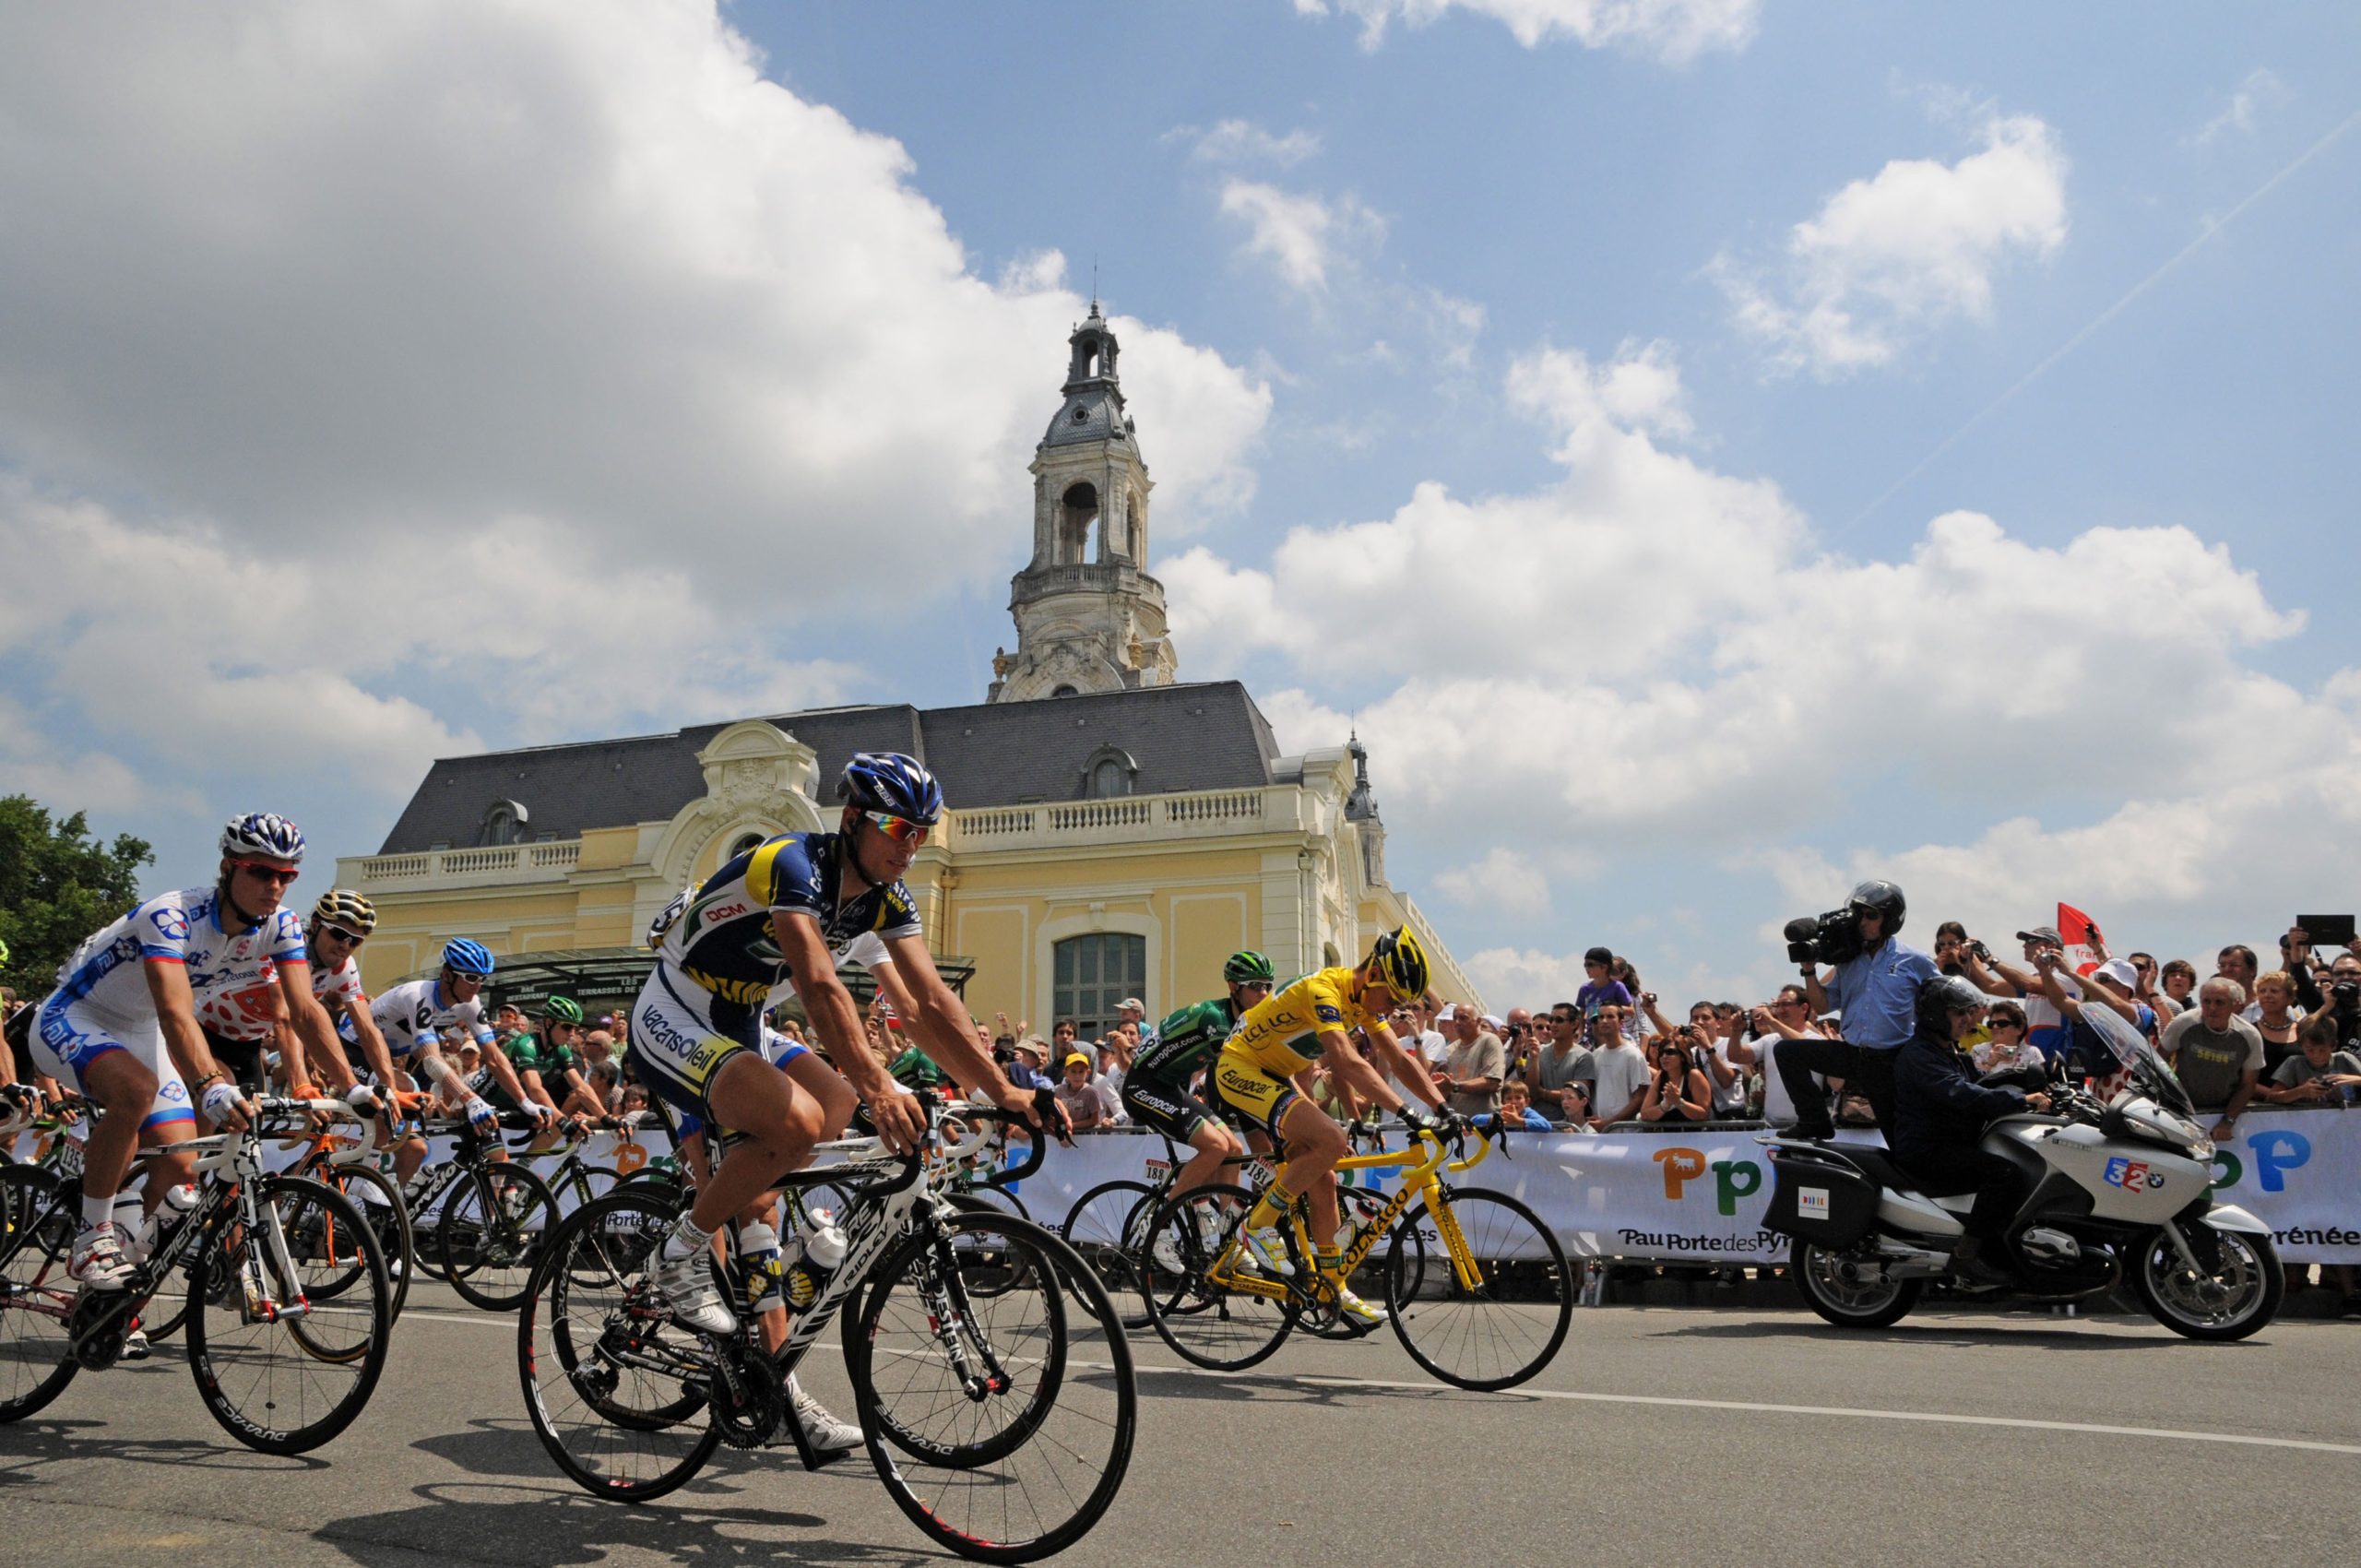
[368,939,552,1142]
[299,888,425,1178]
[30,813,373,1289]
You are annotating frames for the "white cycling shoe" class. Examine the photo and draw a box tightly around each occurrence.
[652,1250,738,1336]
[69,1222,135,1291]
[1240,1226,1296,1278]
[1333,1283,1388,1325]
[781,1375,862,1456]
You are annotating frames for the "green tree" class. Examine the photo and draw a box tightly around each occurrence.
[0,796,156,1000]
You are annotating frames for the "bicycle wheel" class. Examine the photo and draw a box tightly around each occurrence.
[439,1163,558,1311]
[851,1209,1136,1564]
[1136,1183,1296,1372]
[187,1175,391,1454]
[519,1189,721,1501]
[1385,1185,1572,1391]
[304,1165,414,1324]
[947,1191,1034,1298]
[0,1165,80,1422]
[1060,1180,1155,1326]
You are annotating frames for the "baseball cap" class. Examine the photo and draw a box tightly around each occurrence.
[2015,926,2064,947]
[2094,958,2139,991]
[1013,1038,1048,1059]
[1480,1014,1506,1031]
[1063,1052,1092,1071]
[1117,997,1145,1014]
[1434,1003,1460,1023]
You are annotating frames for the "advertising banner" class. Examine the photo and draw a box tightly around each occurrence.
[14,1110,2357,1262]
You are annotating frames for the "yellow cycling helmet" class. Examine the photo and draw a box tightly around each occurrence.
[311,887,378,935]
[1368,925,1430,999]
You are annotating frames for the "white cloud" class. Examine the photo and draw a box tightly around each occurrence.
[1293,0,1759,64]
[2192,68,2288,146]
[0,3,1271,584]
[0,1,1272,803]
[1218,179,1385,292]
[1435,847,1554,919]
[1171,120,1323,167]
[1716,113,2070,375]
[1170,328,2351,980]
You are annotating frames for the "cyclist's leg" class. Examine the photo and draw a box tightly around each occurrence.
[1123,1078,1237,1198]
[1271,1098,1347,1248]
[31,1006,153,1222]
[778,1048,858,1141]
[690,1051,822,1231]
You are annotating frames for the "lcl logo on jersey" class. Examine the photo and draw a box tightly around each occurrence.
[2103,1157,2165,1192]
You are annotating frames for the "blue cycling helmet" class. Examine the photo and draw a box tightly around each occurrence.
[441,938,496,977]
[220,812,305,863]
[836,752,943,825]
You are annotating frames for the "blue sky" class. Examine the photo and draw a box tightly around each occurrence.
[2,2,2356,1008]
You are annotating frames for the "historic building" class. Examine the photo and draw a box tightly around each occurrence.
[338,307,1479,1029]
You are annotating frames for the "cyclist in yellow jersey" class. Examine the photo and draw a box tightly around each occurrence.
[1210,926,1451,1322]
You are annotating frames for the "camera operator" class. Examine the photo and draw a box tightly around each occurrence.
[2282,929,2361,1054]
[1776,880,1936,1139]
[1894,975,2050,1284]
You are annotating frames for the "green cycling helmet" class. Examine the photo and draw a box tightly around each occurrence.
[1223,949,1275,985]
[541,995,585,1025]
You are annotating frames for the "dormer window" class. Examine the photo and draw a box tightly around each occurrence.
[1083,745,1138,799]
[479,799,528,847]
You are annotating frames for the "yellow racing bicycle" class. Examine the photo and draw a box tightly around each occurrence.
[1135,1119,1572,1389]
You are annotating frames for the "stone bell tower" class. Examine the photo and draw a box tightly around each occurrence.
[988,303,1177,702]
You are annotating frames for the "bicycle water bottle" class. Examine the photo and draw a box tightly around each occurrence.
[736,1220,786,1315]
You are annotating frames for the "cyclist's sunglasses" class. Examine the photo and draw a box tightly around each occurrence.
[316,923,367,947]
[861,810,931,847]
[231,860,301,886]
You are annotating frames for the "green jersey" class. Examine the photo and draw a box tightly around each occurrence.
[887,1044,945,1089]
[477,1029,583,1109]
[1131,997,1240,1087]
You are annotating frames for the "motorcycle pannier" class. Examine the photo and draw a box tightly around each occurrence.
[1763,1154,1880,1247]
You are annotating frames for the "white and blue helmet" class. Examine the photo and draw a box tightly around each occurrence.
[220,812,305,862]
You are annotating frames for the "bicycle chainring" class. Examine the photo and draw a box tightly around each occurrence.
[710,1342,782,1449]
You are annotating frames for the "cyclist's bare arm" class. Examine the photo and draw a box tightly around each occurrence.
[1321,1030,1407,1118]
[1363,1020,1444,1112]
[775,911,922,1150]
[276,960,350,1096]
[879,930,1051,1134]
[339,1000,404,1097]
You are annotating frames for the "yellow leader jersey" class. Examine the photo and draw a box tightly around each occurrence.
[1220,966,1382,1077]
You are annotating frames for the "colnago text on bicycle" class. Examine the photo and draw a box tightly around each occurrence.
[26,813,381,1313]
[627,751,1054,1452]
[1210,925,1453,1324]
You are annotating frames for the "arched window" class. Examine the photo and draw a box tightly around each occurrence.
[1061,481,1100,563]
[479,799,528,847]
[1050,684,1080,698]
[1082,746,1137,799]
[1053,933,1145,1039]
[728,831,766,861]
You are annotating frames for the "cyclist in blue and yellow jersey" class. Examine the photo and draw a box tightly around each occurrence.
[1210,926,1451,1324]
[629,753,1046,1336]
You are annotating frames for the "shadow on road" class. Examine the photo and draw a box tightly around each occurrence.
[1131,1361,1531,1408]
[0,1416,331,1480]
[317,1479,936,1568]
[1650,1317,2264,1351]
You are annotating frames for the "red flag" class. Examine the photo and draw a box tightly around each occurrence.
[2058,902,2105,978]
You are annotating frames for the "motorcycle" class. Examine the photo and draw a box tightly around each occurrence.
[1762,1008,2282,1341]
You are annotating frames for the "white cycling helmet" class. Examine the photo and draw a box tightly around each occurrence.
[220,811,306,862]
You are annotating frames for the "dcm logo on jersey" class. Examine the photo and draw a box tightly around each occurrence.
[2103,1157,2165,1191]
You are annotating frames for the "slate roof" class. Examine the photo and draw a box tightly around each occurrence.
[375,682,1281,853]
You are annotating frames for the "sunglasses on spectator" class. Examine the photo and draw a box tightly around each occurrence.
[1987,1019,2023,1032]
[316,923,367,947]
[862,811,931,847]
[231,861,301,886]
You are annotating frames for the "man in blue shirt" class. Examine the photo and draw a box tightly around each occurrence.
[1774,880,1937,1139]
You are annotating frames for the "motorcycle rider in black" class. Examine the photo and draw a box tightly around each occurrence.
[1892,975,2053,1284]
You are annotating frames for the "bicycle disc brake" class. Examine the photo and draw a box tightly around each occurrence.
[710,1340,782,1449]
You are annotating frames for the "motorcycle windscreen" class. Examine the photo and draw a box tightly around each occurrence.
[2078,1001,2196,1117]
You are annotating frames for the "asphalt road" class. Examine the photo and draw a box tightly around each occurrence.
[3,1279,2355,1567]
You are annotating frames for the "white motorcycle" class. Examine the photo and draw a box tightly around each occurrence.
[1763,1009,2282,1341]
